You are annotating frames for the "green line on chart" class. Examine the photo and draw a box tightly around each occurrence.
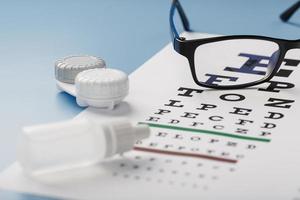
[139,122,270,142]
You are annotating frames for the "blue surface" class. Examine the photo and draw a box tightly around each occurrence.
[0,0,299,199]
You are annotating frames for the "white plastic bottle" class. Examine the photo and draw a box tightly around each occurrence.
[17,119,150,177]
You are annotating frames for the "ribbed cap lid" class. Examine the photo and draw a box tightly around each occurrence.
[75,68,129,100]
[55,55,106,84]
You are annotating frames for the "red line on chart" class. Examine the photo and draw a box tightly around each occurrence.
[133,146,238,164]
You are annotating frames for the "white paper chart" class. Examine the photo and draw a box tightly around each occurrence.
[0,32,300,199]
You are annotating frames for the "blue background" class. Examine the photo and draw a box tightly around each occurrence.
[0,0,299,199]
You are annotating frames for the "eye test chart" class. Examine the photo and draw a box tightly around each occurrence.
[0,32,300,200]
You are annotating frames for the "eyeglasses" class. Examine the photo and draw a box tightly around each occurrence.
[170,0,300,89]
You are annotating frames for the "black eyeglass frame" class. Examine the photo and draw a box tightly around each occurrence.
[170,0,300,89]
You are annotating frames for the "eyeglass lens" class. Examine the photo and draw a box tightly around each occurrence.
[194,39,280,86]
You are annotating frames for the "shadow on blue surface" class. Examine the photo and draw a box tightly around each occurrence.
[0,190,58,200]
[55,92,84,114]
[285,21,300,28]
[16,194,57,200]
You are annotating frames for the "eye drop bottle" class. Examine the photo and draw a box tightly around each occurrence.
[17,119,150,176]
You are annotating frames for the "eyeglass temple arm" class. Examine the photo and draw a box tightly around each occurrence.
[280,0,300,22]
[170,0,191,40]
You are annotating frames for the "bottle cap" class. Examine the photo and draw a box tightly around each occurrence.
[75,68,129,109]
[103,120,150,157]
[55,55,106,84]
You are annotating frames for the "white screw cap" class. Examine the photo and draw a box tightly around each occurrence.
[75,68,129,109]
[55,55,106,84]
[103,120,150,157]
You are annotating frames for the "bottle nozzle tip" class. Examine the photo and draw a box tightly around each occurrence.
[134,124,150,141]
